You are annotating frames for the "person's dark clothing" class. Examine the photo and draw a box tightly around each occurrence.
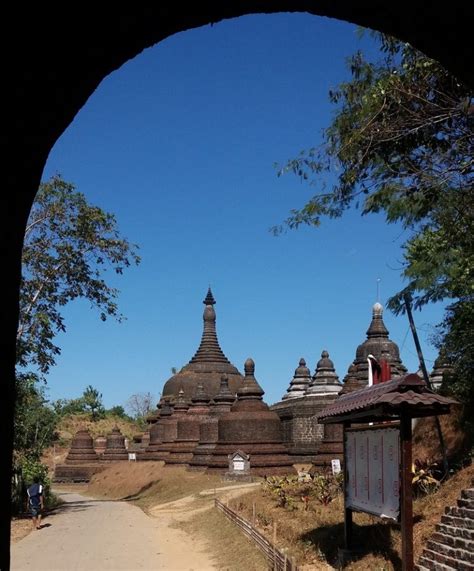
[27,482,43,517]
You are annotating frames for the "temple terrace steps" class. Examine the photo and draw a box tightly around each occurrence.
[416,487,474,571]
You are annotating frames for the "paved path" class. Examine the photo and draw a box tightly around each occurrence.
[11,491,214,570]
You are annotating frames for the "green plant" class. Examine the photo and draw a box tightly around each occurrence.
[412,458,441,496]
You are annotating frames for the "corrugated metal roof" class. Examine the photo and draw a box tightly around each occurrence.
[317,374,457,422]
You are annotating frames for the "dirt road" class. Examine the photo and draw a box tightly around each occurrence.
[11,491,215,570]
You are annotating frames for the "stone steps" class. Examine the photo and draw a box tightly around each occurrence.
[417,486,474,571]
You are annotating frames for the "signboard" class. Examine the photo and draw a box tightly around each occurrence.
[233,455,245,471]
[128,452,136,461]
[345,426,400,519]
[331,459,341,475]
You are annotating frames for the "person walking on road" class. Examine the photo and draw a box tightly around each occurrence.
[27,476,44,530]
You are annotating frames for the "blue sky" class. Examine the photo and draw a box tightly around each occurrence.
[41,13,446,409]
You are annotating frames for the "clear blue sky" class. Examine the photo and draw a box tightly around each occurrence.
[41,13,446,409]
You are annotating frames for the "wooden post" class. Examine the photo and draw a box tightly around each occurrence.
[343,422,353,551]
[400,414,414,571]
[252,502,256,525]
[273,522,277,570]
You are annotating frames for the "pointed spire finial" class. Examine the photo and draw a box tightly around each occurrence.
[203,287,216,306]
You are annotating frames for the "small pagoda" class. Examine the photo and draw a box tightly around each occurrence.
[164,384,212,466]
[206,359,295,476]
[188,374,236,470]
[102,426,128,461]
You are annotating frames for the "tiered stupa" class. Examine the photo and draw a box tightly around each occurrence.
[164,384,211,465]
[282,358,312,400]
[306,351,342,396]
[94,436,107,456]
[162,289,243,401]
[206,359,295,476]
[271,352,342,462]
[352,302,407,384]
[54,429,104,482]
[102,426,128,461]
[65,430,99,464]
[189,374,236,470]
[147,390,190,461]
[429,352,453,391]
[140,397,174,460]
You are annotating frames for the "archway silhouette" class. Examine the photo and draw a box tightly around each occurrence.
[3,4,473,567]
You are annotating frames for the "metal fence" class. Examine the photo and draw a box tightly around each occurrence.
[215,498,299,571]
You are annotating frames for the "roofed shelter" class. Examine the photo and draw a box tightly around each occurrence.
[317,374,457,571]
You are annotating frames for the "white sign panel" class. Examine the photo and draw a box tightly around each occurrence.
[128,452,136,461]
[345,427,400,520]
[331,459,341,475]
[233,455,245,471]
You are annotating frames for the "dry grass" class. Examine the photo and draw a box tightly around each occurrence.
[228,461,474,570]
[177,507,268,571]
[413,405,468,463]
[56,413,141,443]
[87,462,239,509]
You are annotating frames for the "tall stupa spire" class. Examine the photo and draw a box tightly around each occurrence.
[161,288,243,401]
[189,288,231,365]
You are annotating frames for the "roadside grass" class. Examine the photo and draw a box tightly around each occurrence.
[228,462,474,570]
[87,462,244,508]
[176,506,268,571]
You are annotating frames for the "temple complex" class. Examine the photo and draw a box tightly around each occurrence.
[206,359,295,476]
[161,289,243,401]
[271,302,408,465]
[102,426,128,461]
[189,374,236,470]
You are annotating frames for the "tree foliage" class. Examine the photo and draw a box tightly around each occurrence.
[14,373,58,462]
[277,33,473,313]
[277,33,473,423]
[81,385,105,421]
[17,175,140,375]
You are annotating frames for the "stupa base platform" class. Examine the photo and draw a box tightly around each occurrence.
[53,464,106,483]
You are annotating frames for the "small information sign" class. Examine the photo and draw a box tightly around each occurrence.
[128,452,137,461]
[331,459,341,474]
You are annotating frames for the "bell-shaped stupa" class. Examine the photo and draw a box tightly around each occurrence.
[353,302,407,384]
[161,289,243,401]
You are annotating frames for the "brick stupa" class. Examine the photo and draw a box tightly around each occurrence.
[143,391,190,461]
[164,384,211,466]
[161,289,243,401]
[54,429,104,482]
[188,374,236,470]
[140,397,174,460]
[102,426,128,461]
[206,359,295,476]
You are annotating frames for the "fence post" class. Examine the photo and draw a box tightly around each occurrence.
[273,522,277,570]
[252,502,256,525]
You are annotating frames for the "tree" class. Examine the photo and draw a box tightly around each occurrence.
[82,385,105,421]
[125,392,155,421]
[277,33,473,420]
[14,373,58,462]
[16,174,140,376]
[106,405,129,419]
[276,33,473,313]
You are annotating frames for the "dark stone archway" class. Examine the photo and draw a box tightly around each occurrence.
[2,3,473,567]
